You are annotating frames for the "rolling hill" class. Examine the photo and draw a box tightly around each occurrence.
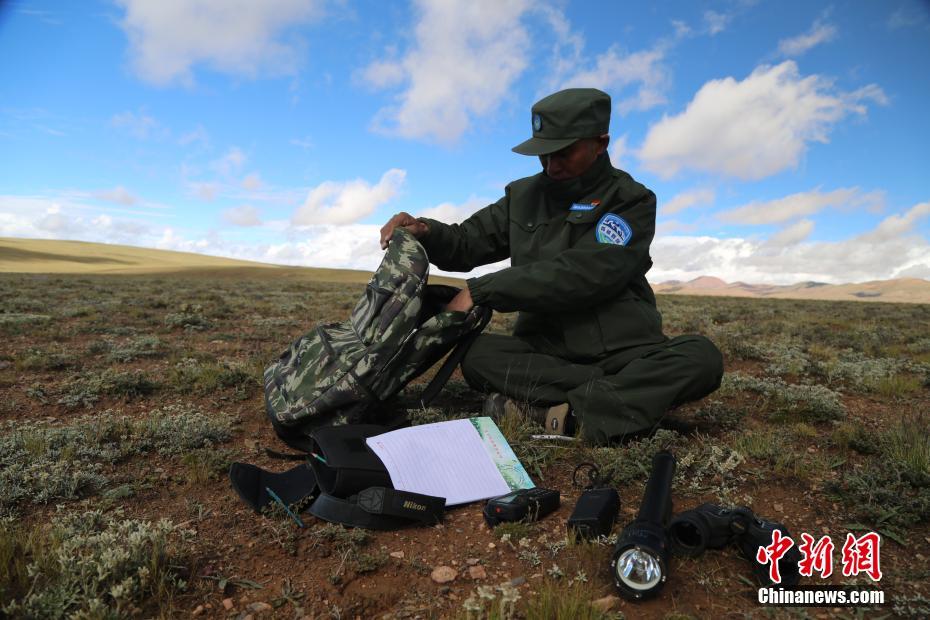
[0,237,466,285]
[653,275,930,304]
[2,238,927,302]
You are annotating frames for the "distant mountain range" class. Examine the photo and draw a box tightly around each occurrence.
[653,275,930,304]
[2,238,928,304]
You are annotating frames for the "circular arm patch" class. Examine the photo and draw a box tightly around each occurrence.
[595,213,633,246]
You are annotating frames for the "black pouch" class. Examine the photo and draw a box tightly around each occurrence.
[306,424,393,496]
[230,424,445,530]
[306,424,444,529]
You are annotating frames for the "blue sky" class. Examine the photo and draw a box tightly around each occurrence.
[1,0,929,284]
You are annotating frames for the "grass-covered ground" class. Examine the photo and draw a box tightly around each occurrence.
[1,272,928,619]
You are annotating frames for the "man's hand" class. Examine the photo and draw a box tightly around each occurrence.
[445,286,474,312]
[380,212,430,250]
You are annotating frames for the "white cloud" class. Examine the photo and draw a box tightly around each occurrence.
[37,209,75,234]
[639,61,888,180]
[290,135,314,149]
[778,20,837,57]
[655,220,699,236]
[241,173,263,191]
[558,45,670,115]
[863,201,930,242]
[293,169,406,226]
[703,10,732,35]
[671,20,692,38]
[419,197,489,223]
[188,182,218,202]
[91,214,149,236]
[719,187,883,225]
[111,109,162,139]
[663,187,715,215]
[0,194,156,244]
[116,0,321,86]
[358,60,406,89]
[94,186,138,206]
[887,5,930,30]
[766,219,815,247]
[212,147,246,176]
[223,205,262,227]
[265,225,385,270]
[538,5,670,116]
[652,202,930,284]
[362,0,531,144]
[178,125,209,146]
[609,135,629,168]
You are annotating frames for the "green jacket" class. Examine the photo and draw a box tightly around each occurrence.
[419,154,665,360]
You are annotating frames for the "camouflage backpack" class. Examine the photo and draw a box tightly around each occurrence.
[264,228,492,448]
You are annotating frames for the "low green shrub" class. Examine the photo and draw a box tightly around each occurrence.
[58,369,159,408]
[106,335,163,363]
[2,509,192,618]
[0,405,233,515]
[722,373,845,422]
[164,303,210,331]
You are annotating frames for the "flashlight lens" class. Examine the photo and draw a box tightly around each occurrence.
[615,547,663,591]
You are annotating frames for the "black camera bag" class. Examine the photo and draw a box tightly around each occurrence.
[229,424,444,530]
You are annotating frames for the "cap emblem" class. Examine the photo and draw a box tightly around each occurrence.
[532,113,542,132]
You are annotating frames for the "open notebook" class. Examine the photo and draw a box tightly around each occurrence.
[365,417,534,506]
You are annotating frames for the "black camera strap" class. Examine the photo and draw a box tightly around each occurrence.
[309,486,445,530]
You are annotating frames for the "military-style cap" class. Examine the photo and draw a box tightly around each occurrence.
[511,88,611,156]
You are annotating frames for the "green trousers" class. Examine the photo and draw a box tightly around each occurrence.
[460,333,724,443]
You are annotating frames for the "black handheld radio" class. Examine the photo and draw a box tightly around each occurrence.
[483,488,560,527]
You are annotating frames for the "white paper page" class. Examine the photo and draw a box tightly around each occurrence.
[366,418,525,506]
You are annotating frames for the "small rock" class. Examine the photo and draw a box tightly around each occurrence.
[487,543,496,549]
[592,595,621,613]
[431,566,457,584]
[192,605,205,617]
[222,598,234,611]
[390,551,405,559]
[249,602,273,613]
[0,361,10,370]
[468,565,487,580]
[773,502,784,512]
[466,558,480,566]
[439,586,451,595]
[509,576,526,587]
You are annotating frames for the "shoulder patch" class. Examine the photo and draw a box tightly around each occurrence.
[595,213,633,246]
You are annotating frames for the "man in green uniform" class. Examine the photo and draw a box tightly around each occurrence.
[379,88,723,443]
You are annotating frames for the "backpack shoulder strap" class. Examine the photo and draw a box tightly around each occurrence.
[419,307,493,407]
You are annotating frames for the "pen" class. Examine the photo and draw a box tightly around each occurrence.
[265,486,305,528]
